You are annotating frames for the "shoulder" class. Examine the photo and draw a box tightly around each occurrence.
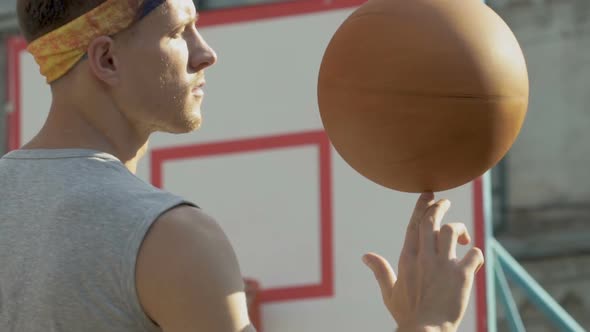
[62,160,191,218]
[136,206,238,287]
[138,206,231,267]
[136,206,252,331]
[144,205,223,241]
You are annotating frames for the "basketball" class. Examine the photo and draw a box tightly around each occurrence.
[317,0,529,193]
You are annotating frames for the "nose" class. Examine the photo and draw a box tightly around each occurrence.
[189,30,218,73]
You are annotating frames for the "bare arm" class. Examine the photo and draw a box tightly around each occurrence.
[136,205,256,332]
[134,194,481,332]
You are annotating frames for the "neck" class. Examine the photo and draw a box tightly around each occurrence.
[23,88,149,174]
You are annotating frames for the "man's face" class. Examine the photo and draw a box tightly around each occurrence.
[113,0,217,134]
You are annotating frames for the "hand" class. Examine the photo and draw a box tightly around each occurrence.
[362,193,484,332]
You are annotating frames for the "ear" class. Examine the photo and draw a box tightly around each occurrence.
[86,36,120,86]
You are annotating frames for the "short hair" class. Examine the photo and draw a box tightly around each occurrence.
[17,0,108,42]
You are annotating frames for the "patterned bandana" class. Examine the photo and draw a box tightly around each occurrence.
[27,0,166,83]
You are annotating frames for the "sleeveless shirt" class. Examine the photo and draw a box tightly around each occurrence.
[0,149,195,331]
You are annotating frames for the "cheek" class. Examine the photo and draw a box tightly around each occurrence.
[119,44,191,119]
[131,58,182,108]
[155,62,189,113]
[120,53,165,106]
[158,61,186,96]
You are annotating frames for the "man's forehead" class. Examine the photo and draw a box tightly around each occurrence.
[146,0,198,23]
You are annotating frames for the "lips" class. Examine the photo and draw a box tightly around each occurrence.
[192,81,206,96]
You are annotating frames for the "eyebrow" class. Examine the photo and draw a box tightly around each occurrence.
[171,12,200,31]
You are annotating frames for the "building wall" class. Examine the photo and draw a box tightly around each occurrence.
[488,1,590,330]
[488,0,590,241]
[491,0,590,207]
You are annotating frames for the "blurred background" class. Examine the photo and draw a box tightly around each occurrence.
[0,0,588,330]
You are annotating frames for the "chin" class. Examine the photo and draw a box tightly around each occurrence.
[185,108,203,131]
[185,118,203,132]
[154,102,203,134]
[169,112,202,134]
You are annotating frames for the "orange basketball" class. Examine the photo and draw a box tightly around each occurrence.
[317,0,529,193]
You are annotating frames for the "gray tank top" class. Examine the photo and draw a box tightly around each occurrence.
[0,149,195,332]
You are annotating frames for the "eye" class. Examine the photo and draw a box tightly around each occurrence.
[171,27,185,38]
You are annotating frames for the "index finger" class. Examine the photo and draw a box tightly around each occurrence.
[401,192,435,256]
[419,199,451,255]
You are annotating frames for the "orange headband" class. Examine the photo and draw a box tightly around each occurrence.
[27,0,144,83]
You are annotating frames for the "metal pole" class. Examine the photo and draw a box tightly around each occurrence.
[494,254,526,332]
[492,239,585,332]
[483,171,498,332]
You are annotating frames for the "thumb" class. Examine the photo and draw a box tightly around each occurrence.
[363,252,397,294]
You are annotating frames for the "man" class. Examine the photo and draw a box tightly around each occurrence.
[0,0,484,331]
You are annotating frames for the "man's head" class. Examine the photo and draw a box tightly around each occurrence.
[17,0,107,42]
[18,0,217,136]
